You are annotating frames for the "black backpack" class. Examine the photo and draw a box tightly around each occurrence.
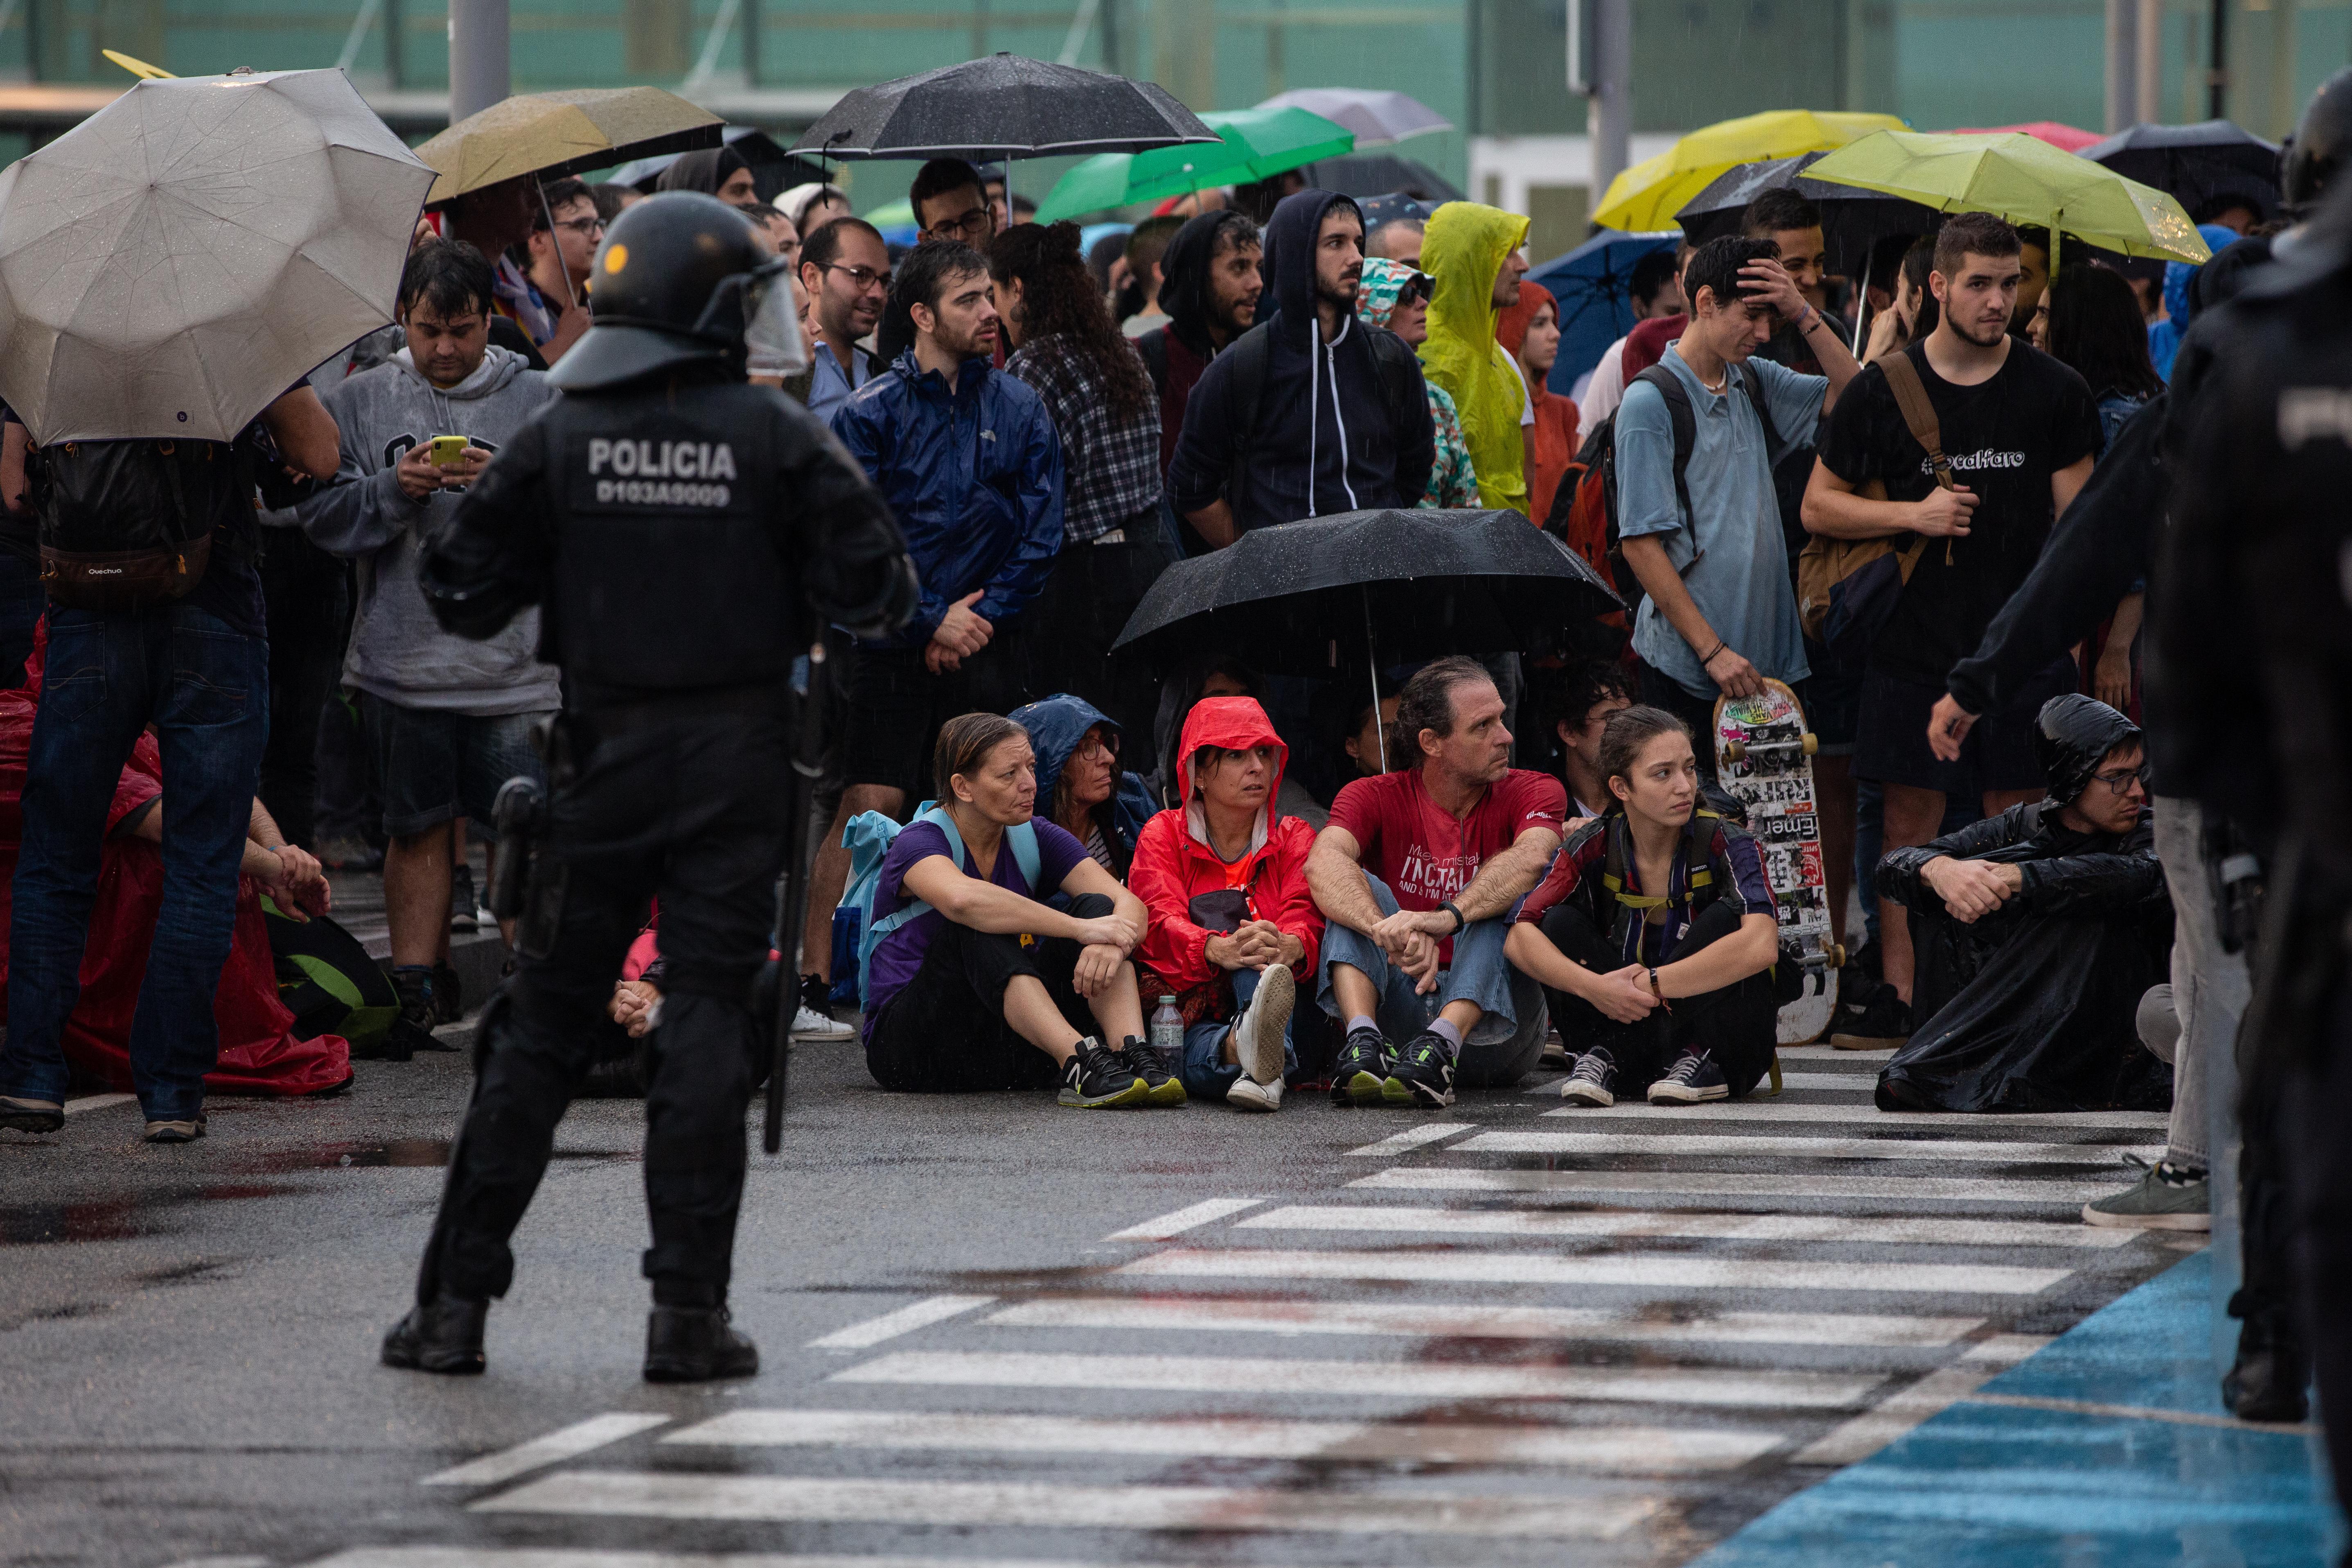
[27,438,253,612]
[1545,361,1780,610]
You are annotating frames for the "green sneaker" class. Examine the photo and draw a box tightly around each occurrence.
[1328,1027,1391,1106]
[2081,1154,2210,1231]
[1382,1031,1458,1108]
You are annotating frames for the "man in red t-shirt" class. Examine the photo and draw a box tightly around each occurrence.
[1307,658,1566,1106]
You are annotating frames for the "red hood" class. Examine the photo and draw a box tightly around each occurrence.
[1174,696,1288,819]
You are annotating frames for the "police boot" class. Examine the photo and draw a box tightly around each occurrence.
[644,1302,760,1383]
[2223,1305,2311,1423]
[381,1293,489,1375]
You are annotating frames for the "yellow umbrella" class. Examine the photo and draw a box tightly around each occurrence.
[1803,129,2211,273]
[1592,109,1908,232]
[413,86,722,207]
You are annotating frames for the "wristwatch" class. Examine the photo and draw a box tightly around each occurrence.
[1439,900,1467,934]
[1648,966,1672,1011]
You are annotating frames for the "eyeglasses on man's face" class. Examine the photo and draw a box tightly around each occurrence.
[824,262,891,294]
[551,215,604,238]
[2090,763,2151,795]
[928,206,995,244]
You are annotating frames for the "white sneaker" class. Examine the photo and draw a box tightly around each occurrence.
[791,1003,856,1041]
[1227,1073,1283,1111]
[1234,963,1293,1086]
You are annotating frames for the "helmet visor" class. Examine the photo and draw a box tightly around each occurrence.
[741,257,810,378]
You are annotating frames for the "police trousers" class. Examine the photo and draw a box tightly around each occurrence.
[415,705,789,1309]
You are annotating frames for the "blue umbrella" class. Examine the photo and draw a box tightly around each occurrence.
[1529,229,1677,397]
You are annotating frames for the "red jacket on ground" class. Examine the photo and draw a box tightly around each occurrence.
[1129,697,1323,1024]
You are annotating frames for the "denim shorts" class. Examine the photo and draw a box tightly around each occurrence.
[359,693,551,838]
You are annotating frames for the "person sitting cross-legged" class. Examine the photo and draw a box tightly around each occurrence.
[860,712,1179,1109]
[1505,706,1783,1106]
[1307,657,1565,1106]
[1874,694,2172,1115]
[1129,697,1323,1111]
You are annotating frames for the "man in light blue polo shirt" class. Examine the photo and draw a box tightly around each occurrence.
[1614,233,1862,776]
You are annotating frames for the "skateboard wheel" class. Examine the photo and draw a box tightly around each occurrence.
[1801,732,1818,757]
[1828,943,1847,968]
[1724,740,1747,764]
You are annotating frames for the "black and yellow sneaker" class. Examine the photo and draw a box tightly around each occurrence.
[1329,1027,1392,1105]
[1118,1035,1188,1107]
[1382,1031,1457,1108]
[1058,1037,1151,1108]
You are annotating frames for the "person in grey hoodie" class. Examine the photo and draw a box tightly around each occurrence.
[298,237,559,1049]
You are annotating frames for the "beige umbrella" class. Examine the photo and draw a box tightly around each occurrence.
[0,67,435,446]
[415,86,722,208]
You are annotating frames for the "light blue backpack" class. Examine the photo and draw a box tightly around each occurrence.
[843,803,1041,1009]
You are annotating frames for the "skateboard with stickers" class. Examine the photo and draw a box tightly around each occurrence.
[1713,678,1846,1045]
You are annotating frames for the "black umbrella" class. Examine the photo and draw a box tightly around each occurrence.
[1113,510,1621,707]
[1674,151,1941,279]
[1303,153,1466,204]
[2079,119,2281,225]
[791,54,1219,162]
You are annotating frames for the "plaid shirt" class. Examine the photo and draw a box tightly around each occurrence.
[1005,333,1163,544]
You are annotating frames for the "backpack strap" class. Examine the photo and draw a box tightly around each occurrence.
[1733,362,1783,456]
[1135,326,1170,398]
[1630,365,1697,530]
[1878,350,1957,492]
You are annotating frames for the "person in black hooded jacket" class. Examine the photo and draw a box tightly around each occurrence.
[1875,695,2172,1115]
[1134,210,1265,482]
[1166,190,1434,546]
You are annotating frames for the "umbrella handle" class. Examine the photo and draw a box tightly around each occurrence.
[1850,251,1872,359]
[536,180,578,312]
[1362,584,1384,766]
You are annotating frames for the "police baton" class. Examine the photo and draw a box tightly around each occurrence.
[765,641,828,1154]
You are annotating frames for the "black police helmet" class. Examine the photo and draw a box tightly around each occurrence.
[2031,693,2141,808]
[2283,66,2352,217]
[549,192,765,391]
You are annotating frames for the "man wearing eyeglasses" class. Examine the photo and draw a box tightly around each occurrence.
[798,217,890,425]
[520,177,602,343]
[1869,693,2171,1117]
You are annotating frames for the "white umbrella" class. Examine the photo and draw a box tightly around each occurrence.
[1253,88,1451,149]
[0,67,436,446]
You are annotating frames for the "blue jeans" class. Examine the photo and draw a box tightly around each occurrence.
[1317,874,1549,1088]
[1179,966,1299,1098]
[2,602,268,1119]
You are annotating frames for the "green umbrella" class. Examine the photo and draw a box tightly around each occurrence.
[1037,105,1354,223]
[1804,129,2212,278]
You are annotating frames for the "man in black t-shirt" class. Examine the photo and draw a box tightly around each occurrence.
[1802,211,2101,1043]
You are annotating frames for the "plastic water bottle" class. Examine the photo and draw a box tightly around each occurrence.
[1150,995,1184,1060]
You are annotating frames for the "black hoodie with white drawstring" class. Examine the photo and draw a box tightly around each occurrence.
[1165,189,1434,534]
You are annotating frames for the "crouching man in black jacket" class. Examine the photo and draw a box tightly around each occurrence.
[1876,695,2172,1115]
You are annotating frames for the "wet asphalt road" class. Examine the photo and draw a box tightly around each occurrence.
[0,1029,2194,1568]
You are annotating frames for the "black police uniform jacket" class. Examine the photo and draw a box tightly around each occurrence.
[419,368,909,700]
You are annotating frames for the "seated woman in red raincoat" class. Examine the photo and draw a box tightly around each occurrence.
[0,645,351,1099]
[1128,696,1324,1111]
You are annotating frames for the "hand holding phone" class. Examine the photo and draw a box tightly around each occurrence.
[429,435,473,468]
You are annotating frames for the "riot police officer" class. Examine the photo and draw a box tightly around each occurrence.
[2158,154,2352,1523]
[380,192,915,1383]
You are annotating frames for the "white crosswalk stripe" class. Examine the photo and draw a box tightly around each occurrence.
[665,1407,1783,1471]
[1116,1244,2074,1294]
[982,1294,1983,1346]
[371,1067,2174,1561]
[1461,1130,2163,1163]
[475,1469,1663,1539]
[1541,1100,2167,1127]
[1349,1164,2122,1204]
[1234,1202,2138,1248]
[830,1348,1885,1408]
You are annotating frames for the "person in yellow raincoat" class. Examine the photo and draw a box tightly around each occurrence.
[1418,203,1533,515]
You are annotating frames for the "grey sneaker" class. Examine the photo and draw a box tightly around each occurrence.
[2081,1154,2210,1231]
[143,1116,208,1144]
